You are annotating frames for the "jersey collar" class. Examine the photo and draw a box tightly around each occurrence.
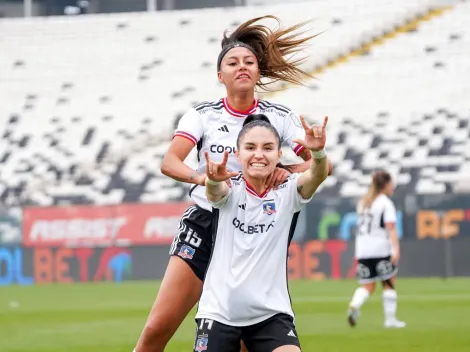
[244,178,268,198]
[222,97,259,118]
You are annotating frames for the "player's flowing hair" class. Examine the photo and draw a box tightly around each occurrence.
[359,170,392,210]
[220,15,318,89]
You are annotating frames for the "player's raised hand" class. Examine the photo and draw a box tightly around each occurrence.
[292,115,328,152]
[204,151,239,182]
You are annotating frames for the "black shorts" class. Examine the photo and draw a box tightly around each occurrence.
[356,256,398,284]
[169,205,214,281]
[194,314,300,352]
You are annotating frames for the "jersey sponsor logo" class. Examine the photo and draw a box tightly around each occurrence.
[232,217,275,234]
[276,179,289,190]
[263,202,276,215]
[259,107,286,117]
[209,144,236,154]
[199,108,223,115]
[195,336,208,351]
[178,245,195,259]
[258,100,290,115]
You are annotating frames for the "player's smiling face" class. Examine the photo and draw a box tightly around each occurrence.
[236,126,281,180]
[217,47,260,92]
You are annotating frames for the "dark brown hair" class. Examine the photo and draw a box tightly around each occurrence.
[237,114,281,150]
[219,15,317,90]
[360,170,392,210]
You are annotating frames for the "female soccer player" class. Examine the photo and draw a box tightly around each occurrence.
[134,16,331,352]
[347,171,406,328]
[194,113,329,351]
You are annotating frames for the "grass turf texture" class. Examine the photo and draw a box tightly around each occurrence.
[1,278,469,351]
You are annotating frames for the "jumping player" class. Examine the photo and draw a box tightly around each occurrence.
[194,113,329,351]
[134,16,331,352]
[347,171,406,328]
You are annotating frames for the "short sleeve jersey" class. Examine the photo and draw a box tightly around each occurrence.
[195,173,312,326]
[174,98,306,211]
[355,194,397,259]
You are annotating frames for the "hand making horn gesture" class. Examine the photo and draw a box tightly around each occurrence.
[292,115,328,152]
[204,151,239,183]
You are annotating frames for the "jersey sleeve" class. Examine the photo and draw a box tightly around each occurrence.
[173,108,203,146]
[384,199,397,223]
[282,112,306,156]
[285,173,313,212]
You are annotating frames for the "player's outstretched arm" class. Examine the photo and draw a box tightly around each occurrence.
[204,151,238,203]
[294,116,329,199]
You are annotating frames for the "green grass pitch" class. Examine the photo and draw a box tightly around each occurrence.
[1,278,469,351]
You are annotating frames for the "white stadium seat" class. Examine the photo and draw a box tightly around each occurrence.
[0,0,469,204]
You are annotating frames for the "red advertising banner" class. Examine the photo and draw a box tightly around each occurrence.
[22,202,193,247]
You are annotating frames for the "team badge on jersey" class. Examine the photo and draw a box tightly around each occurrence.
[178,245,195,260]
[263,202,276,215]
[195,337,208,351]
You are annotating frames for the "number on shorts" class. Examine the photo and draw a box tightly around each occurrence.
[199,319,214,330]
[357,213,373,236]
[184,229,202,248]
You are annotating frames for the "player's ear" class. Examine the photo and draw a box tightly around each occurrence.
[217,71,224,84]
[278,149,282,160]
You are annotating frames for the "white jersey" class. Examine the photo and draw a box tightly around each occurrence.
[174,98,306,211]
[196,173,312,326]
[355,194,397,259]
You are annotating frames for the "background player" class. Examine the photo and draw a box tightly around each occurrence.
[134,16,332,352]
[195,113,329,351]
[347,171,406,328]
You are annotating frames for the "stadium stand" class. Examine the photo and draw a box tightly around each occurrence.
[275,0,469,197]
[0,0,468,205]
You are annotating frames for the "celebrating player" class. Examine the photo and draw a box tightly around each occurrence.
[194,113,329,351]
[347,171,406,328]
[134,16,331,352]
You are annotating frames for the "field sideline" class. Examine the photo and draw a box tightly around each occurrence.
[1,278,469,351]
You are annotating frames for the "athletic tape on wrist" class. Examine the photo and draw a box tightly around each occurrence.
[311,149,326,159]
[206,178,222,185]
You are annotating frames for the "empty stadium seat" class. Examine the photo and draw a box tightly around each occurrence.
[0,0,468,204]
